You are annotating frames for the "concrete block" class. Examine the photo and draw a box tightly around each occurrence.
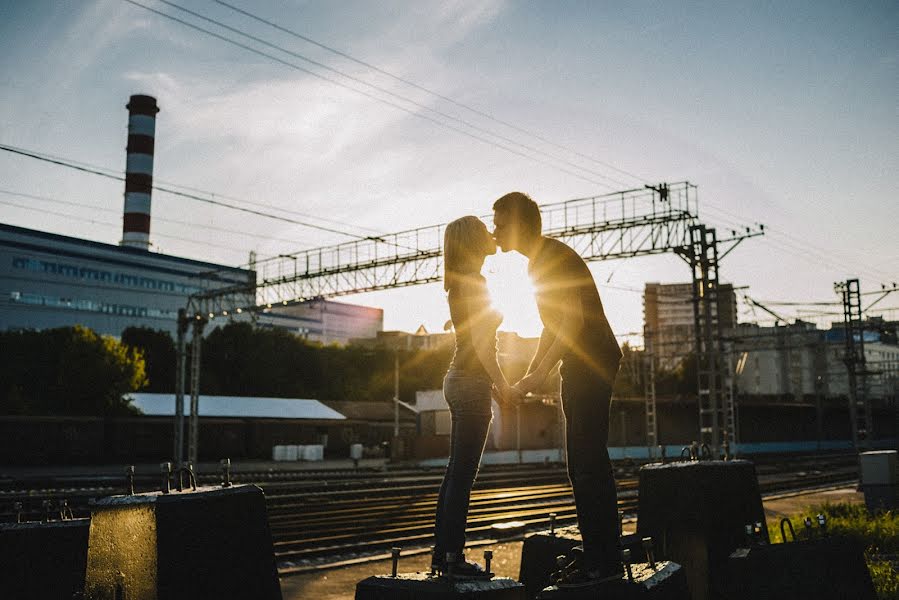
[636,459,765,600]
[518,526,581,598]
[355,572,526,599]
[722,537,876,600]
[83,484,281,600]
[862,483,898,511]
[860,450,897,486]
[0,518,90,599]
[519,527,651,598]
[535,561,689,600]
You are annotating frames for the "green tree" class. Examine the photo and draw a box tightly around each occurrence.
[121,326,176,392]
[0,326,147,416]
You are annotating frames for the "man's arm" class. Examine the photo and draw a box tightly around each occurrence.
[526,327,555,376]
[515,291,584,394]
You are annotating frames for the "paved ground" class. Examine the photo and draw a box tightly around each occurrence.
[279,485,864,600]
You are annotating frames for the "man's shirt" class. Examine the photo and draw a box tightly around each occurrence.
[528,237,622,381]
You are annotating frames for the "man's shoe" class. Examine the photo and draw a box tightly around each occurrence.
[431,554,490,579]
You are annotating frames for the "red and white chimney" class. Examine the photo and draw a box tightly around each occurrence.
[120,94,159,250]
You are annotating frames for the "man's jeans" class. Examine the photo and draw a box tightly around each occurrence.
[560,361,620,570]
[433,369,493,561]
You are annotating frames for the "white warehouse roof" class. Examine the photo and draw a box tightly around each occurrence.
[126,393,346,420]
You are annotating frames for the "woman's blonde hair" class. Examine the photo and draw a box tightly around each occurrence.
[443,216,494,291]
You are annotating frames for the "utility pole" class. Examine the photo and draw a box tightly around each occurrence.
[677,224,733,458]
[835,279,871,448]
[643,329,658,457]
[174,309,188,465]
[187,315,207,466]
[393,348,400,438]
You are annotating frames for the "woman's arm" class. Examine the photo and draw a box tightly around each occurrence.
[465,297,516,403]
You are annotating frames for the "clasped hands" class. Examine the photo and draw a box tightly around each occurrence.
[492,367,549,406]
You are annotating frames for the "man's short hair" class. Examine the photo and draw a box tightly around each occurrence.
[493,192,541,237]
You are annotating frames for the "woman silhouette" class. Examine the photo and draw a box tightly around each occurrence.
[431,215,517,577]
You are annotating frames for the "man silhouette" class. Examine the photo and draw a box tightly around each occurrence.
[492,192,624,588]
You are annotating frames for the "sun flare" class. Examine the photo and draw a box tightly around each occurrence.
[483,252,542,339]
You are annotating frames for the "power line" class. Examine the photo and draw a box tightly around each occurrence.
[214,0,648,185]
[702,203,892,283]
[0,198,266,258]
[121,0,628,190]
[700,204,891,283]
[157,0,635,189]
[0,188,317,249]
[0,143,392,239]
[0,142,371,240]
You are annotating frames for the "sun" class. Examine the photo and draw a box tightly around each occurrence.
[483,252,542,338]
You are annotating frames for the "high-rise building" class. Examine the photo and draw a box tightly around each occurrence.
[643,281,737,369]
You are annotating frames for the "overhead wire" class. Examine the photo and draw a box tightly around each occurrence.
[0,198,267,258]
[0,143,391,239]
[0,188,317,249]
[702,202,892,282]
[212,0,648,185]
[122,0,634,190]
[700,203,891,283]
[0,142,379,241]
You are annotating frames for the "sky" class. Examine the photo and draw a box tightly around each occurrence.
[1,0,896,342]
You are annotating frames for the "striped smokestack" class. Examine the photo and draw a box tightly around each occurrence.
[120,94,159,250]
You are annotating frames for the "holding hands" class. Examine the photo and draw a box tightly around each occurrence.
[513,366,549,397]
[492,380,525,406]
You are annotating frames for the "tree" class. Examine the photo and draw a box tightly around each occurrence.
[0,326,147,416]
[121,326,176,392]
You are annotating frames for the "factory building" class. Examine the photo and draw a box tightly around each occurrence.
[1,94,383,343]
[259,298,383,346]
[0,222,254,337]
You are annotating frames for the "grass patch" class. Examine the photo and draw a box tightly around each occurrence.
[768,502,898,599]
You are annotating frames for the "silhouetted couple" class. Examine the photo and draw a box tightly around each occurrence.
[432,192,623,589]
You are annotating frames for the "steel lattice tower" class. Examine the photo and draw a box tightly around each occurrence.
[835,278,871,448]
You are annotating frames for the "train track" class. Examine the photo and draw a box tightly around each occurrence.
[0,452,859,575]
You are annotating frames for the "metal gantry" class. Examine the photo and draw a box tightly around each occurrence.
[175,181,763,462]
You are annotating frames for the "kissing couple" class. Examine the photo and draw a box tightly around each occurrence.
[431,192,624,590]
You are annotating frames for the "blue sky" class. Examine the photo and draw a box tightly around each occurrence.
[1,1,896,340]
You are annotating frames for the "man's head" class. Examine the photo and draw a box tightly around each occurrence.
[492,191,542,254]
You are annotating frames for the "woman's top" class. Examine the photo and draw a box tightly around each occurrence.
[446,274,502,377]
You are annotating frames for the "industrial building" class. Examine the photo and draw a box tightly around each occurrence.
[731,320,899,401]
[643,281,737,369]
[0,223,254,337]
[0,94,383,344]
[259,298,383,346]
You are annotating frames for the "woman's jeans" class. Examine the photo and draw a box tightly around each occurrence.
[433,369,493,561]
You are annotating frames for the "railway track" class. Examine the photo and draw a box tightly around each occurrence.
[0,452,860,575]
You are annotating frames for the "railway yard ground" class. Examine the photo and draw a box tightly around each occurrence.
[278,484,865,600]
[0,452,869,599]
